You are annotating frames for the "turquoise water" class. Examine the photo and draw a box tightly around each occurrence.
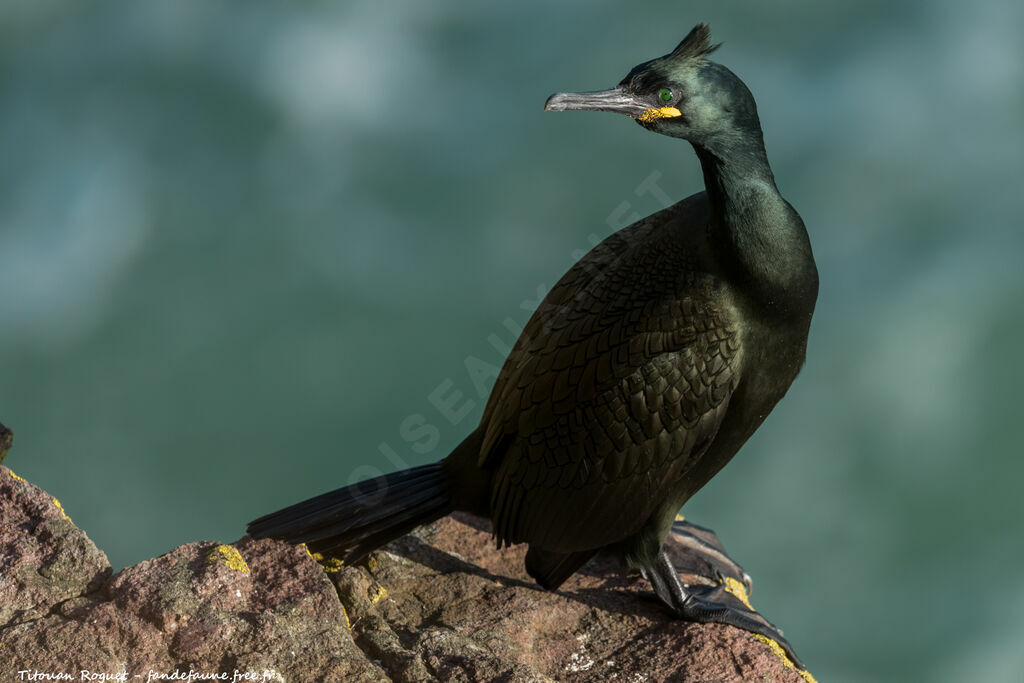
[1,1,1022,680]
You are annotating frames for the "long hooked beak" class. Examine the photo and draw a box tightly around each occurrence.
[544,87,681,123]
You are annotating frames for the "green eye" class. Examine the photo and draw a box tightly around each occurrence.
[658,87,673,102]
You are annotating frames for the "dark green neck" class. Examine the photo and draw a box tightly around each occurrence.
[694,136,817,319]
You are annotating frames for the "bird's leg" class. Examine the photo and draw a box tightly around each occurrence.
[646,549,804,670]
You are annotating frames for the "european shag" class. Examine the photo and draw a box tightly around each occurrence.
[249,24,817,666]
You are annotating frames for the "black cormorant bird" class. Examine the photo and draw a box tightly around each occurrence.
[249,23,817,666]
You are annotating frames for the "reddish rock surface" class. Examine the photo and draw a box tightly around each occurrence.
[1,465,810,682]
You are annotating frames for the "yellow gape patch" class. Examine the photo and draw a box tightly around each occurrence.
[635,106,682,123]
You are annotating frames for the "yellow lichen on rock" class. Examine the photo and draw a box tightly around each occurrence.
[306,547,345,573]
[51,497,72,522]
[752,634,817,682]
[317,556,345,573]
[722,576,753,610]
[340,603,352,632]
[369,584,387,604]
[8,469,26,483]
[719,575,815,681]
[206,544,250,573]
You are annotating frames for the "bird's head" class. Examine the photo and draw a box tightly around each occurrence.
[544,24,761,149]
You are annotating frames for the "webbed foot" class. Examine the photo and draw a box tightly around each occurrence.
[669,516,751,591]
[643,548,804,670]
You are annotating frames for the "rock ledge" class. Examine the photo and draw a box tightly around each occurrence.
[0,465,810,682]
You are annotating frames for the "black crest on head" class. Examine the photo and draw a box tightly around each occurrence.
[670,23,721,61]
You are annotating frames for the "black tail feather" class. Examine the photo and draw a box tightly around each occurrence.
[249,464,439,531]
[248,462,452,564]
[328,497,451,565]
[285,479,450,545]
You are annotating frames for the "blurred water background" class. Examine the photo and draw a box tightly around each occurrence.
[1,1,1022,680]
